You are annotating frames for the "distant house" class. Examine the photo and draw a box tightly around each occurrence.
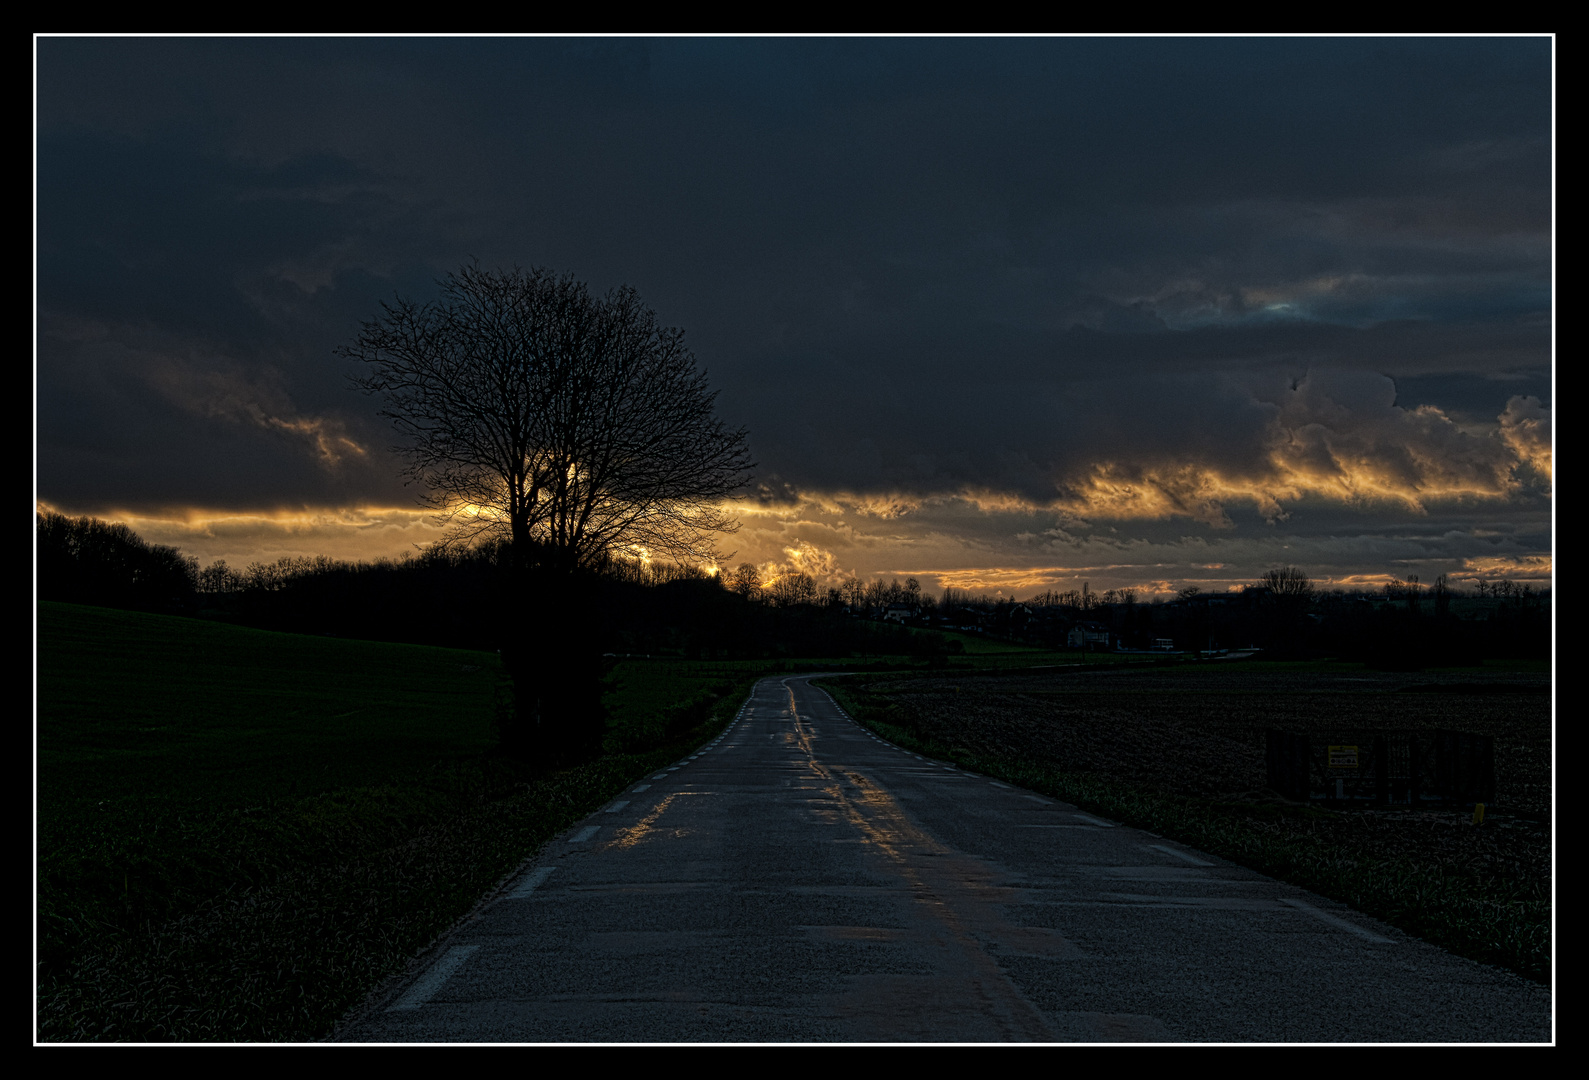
[882,603,915,623]
[1067,621,1112,648]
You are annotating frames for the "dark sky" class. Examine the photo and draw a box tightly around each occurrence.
[35,36,1553,594]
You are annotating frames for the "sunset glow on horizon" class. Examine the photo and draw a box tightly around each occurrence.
[36,38,1552,604]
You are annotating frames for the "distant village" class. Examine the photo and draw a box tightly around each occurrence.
[760,569,1550,664]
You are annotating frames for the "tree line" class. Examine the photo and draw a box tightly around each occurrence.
[36,512,960,662]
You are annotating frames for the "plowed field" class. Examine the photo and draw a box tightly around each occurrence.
[841,663,1551,917]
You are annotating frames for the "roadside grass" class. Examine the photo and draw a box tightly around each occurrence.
[34,603,803,1042]
[817,674,1550,985]
[35,603,1335,1041]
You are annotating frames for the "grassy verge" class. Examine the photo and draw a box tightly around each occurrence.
[818,675,1550,984]
[35,603,779,1042]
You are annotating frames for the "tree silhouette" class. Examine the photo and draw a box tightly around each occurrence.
[1261,566,1314,601]
[342,265,752,760]
[728,562,762,600]
[36,511,197,611]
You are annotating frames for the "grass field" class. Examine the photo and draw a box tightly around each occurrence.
[35,603,835,1042]
[48,603,1481,1039]
[818,661,1552,983]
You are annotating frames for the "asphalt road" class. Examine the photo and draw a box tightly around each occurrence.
[337,675,1552,1043]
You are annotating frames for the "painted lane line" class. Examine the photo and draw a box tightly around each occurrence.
[1280,899,1393,943]
[1072,813,1116,827]
[1147,843,1214,866]
[387,945,480,1010]
[651,774,668,780]
[568,825,600,843]
[508,866,556,899]
[1105,894,1282,910]
[631,784,651,792]
[989,782,1011,789]
[1016,824,1094,828]
[1022,795,1050,804]
[605,800,630,813]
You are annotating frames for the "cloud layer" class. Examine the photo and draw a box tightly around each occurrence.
[36,37,1552,595]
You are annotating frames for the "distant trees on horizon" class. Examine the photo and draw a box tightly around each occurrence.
[36,511,198,612]
[37,511,1549,668]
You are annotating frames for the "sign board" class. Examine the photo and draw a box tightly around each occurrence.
[1265,730,1493,806]
[1327,745,1359,769]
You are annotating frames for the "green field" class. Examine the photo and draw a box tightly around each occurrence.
[34,603,804,1041]
[34,603,1212,1040]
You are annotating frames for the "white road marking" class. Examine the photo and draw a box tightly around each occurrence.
[387,945,479,1010]
[651,774,667,780]
[988,781,1011,789]
[1016,824,1095,828]
[632,784,651,792]
[1280,899,1393,943]
[508,866,556,898]
[605,800,630,813]
[1147,844,1213,866]
[1022,795,1049,804]
[1106,894,1282,910]
[568,826,600,843]
[1072,813,1116,827]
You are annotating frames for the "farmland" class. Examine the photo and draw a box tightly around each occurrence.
[822,660,1551,981]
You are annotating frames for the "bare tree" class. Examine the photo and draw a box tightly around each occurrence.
[197,559,243,595]
[728,562,762,600]
[1261,566,1314,602]
[766,571,817,608]
[840,576,866,610]
[343,265,751,571]
[341,264,753,760]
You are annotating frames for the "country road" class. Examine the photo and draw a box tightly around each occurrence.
[336,675,1552,1043]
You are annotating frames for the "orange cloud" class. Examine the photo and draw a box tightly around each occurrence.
[1497,395,1551,489]
[1458,554,1552,581]
[142,352,368,469]
[36,501,446,567]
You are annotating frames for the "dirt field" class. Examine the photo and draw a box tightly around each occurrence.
[849,662,1551,901]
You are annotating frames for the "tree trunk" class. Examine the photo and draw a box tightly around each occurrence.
[496,558,606,766]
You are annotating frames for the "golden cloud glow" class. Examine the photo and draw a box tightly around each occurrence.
[35,501,448,566]
[780,539,840,577]
[142,353,368,469]
[736,491,926,520]
[719,391,1548,541]
[263,415,368,467]
[1458,554,1552,580]
[38,375,1550,596]
[1497,396,1552,489]
[925,566,1085,592]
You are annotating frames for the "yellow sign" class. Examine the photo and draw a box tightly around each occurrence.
[1328,745,1359,769]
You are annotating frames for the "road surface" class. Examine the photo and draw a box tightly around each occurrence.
[337,675,1552,1043]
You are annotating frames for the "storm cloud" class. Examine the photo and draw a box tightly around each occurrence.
[35,37,1552,594]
